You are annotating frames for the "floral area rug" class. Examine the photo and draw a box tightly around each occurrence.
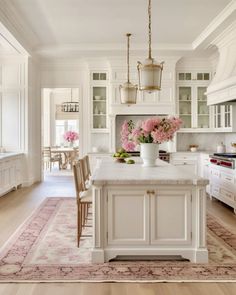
[1,197,236,282]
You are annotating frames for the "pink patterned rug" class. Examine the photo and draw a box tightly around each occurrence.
[1,197,236,282]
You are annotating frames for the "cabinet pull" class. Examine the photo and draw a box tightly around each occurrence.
[225,177,232,181]
[146,190,155,195]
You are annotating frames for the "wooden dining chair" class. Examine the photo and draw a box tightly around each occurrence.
[43,147,62,171]
[73,161,92,246]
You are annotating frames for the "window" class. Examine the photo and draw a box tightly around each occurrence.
[55,120,78,146]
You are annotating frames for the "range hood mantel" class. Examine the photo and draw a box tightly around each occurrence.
[207,21,236,105]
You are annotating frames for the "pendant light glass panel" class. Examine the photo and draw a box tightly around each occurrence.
[138,58,163,92]
[120,33,137,104]
[120,82,137,104]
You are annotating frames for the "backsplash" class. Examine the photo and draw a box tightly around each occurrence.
[225,133,236,151]
[177,133,226,152]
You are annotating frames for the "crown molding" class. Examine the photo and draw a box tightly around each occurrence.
[0,0,38,55]
[192,0,236,49]
[35,42,192,53]
[211,20,236,48]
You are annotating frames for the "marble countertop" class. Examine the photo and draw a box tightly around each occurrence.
[91,157,209,186]
[0,152,24,161]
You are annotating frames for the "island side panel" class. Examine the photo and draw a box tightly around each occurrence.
[194,186,208,263]
[92,185,105,263]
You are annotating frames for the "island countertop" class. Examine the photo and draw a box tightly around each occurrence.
[91,158,208,186]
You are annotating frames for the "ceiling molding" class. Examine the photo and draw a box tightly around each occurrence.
[211,20,236,47]
[192,0,236,49]
[0,22,28,55]
[35,43,193,59]
[0,0,233,59]
[0,0,38,55]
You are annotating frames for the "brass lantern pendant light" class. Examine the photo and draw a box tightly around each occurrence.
[120,33,138,104]
[137,0,164,92]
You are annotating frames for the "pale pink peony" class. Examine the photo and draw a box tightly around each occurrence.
[122,140,136,152]
[120,116,182,147]
[141,118,156,133]
[63,131,79,142]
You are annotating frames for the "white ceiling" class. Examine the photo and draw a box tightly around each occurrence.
[1,0,233,56]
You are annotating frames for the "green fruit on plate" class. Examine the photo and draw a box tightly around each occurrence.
[126,159,135,164]
[118,148,125,154]
[113,153,120,157]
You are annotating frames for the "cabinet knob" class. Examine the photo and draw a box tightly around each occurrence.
[147,190,155,195]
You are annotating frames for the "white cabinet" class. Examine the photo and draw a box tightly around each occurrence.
[177,70,211,133]
[107,190,149,245]
[107,188,192,247]
[209,165,236,213]
[0,154,23,197]
[212,104,236,132]
[170,153,198,175]
[90,72,109,132]
[177,85,210,131]
[150,189,192,245]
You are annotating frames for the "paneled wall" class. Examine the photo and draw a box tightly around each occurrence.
[0,56,26,151]
[0,56,41,185]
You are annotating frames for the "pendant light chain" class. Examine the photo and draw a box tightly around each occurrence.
[148,0,152,59]
[126,33,131,83]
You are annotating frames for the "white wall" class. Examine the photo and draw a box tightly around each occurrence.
[40,61,88,156]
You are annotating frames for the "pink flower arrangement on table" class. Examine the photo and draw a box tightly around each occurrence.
[63,131,79,143]
[120,116,182,151]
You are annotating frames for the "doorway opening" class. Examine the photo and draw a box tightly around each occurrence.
[41,88,80,181]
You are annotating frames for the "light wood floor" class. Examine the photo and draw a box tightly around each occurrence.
[0,172,236,295]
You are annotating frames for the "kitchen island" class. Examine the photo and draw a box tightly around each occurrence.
[91,158,209,263]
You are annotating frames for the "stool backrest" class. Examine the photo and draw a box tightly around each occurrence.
[73,161,84,198]
[80,156,91,186]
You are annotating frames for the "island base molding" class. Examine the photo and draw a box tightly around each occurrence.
[91,248,209,263]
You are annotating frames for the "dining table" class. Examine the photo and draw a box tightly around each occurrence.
[51,147,79,169]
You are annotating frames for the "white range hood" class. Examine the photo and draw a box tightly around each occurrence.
[207,22,236,105]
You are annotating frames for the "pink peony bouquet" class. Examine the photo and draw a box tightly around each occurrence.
[63,131,79,143]
[120,116,182,151]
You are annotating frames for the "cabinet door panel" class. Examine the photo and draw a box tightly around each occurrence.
[107,190,149,245]
[151,190,192,245]
[2,91,21,150]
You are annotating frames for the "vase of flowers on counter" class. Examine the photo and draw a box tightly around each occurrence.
[63,131,79,148]
[120,116,182,167]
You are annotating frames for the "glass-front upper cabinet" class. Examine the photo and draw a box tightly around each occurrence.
[197,87,209,128]
[178,87,192,128]
[177,72,210,81]
[177,70,211,131]
[213,105,232,130]
[91,72,108,131]
[92,86,107,129]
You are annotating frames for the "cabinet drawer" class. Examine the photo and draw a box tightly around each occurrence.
[220,172,234,185]
[220,188,235,201]
[212,186,220,196]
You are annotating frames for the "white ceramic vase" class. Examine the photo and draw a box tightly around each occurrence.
[140,143,159,167]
